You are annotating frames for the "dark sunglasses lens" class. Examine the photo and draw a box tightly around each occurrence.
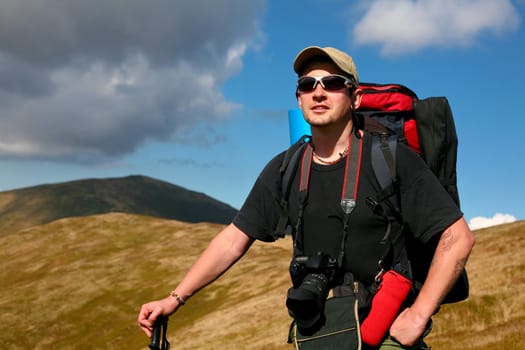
[321,76,347,91]
[297,77,316,92]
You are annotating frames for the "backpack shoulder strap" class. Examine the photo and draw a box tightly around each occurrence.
[371,134,399,209]
[366,129,401,219]
[367,131,413,278]
[273,135,309,239]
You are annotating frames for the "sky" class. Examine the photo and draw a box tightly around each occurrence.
[0,0,523,230]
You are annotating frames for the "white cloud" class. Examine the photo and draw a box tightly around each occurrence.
[468,213,517,230]
[352,0,520,55]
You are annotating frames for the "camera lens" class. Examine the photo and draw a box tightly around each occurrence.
[286,273,330,329]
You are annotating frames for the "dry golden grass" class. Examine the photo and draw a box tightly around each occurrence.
[0,214,523,349]
[0,213,292,349]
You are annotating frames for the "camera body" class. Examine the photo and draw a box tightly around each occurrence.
[286,251,341,329]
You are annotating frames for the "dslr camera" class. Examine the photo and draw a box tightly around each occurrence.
[286,251,341,329]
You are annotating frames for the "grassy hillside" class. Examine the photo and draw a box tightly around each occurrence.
[0,175,238,234]
[426,220,525,349]
[0,215,523,349]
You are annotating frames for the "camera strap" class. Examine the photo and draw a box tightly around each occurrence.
[293,130,363,268]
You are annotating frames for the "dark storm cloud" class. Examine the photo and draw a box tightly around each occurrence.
[0,0,266,162]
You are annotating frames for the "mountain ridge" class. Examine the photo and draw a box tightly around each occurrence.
[0,175,238,233]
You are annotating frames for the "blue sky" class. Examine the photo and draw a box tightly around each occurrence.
[0,0,523,229]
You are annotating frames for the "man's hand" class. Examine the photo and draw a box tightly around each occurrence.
[389,307,429,346]
[138,297,178,338]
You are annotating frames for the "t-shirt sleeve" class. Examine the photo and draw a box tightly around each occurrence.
[396,143,463,244]
[232,152,285,242]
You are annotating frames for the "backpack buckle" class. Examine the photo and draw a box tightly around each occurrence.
[366,196,384,216]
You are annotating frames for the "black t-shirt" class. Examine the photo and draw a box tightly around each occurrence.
[233,133,462,284]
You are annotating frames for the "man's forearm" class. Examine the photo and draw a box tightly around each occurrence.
[173,223,254,301]
[389,217,475,346]
[411,217,475,318]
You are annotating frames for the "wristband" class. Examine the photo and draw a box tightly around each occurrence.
[169,290,186,305]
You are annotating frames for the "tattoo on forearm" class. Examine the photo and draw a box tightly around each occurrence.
[438,228,453,254]
[429,228,469,277]
[455,257,467,275]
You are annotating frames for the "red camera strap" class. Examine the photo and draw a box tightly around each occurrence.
[293,131,363,265]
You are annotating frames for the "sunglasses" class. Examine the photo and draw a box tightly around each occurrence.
[296,74,355,93]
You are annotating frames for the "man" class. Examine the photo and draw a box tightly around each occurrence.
[138,46,475,349]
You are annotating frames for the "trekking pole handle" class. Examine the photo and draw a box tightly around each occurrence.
[148,321,162,350]
[148,317,171,350]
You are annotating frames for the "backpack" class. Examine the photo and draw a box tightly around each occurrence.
[275,82,468,305]
[357,83,460,208]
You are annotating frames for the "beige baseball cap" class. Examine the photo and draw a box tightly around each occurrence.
[293,46,359,85]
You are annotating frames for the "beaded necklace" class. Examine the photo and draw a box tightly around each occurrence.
[312,144,350,165]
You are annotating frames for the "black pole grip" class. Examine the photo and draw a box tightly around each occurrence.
[148,317,171,350]
[148,320,162,350]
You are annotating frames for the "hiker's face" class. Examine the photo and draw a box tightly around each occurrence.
[297,61,361,129]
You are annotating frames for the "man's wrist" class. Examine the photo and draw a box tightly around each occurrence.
[409,298,437,325]
[169,290,187,306]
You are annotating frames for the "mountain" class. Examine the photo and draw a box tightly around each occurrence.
[0,175,238,233]
[0,215,523,349]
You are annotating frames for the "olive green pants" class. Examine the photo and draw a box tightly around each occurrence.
[376,336,430,350]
